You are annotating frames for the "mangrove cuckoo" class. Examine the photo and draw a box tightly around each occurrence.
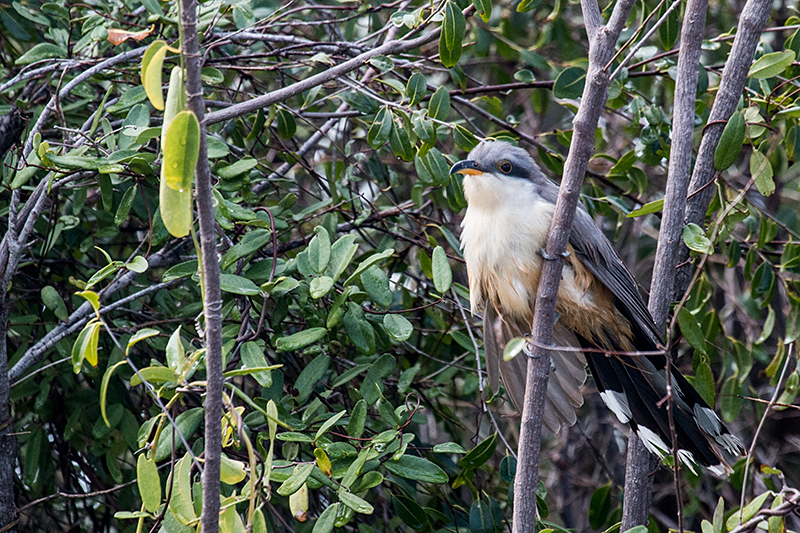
[451,139,742,474]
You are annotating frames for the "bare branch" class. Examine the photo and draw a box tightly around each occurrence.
[676,0,774,293]
[512,0,636,530]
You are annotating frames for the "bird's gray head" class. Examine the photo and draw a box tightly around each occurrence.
[450,139,543,181]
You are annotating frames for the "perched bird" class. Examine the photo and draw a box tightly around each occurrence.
[450,139,743,474]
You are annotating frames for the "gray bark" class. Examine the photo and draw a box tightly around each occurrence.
[512,1,636,530]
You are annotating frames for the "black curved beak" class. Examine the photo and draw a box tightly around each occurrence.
[450,160,483,175]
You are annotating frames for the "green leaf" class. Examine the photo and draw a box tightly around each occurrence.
[749,50,796,79]
[627,198,664,218]
[220,453,247,485]
[694,361,716,407]
[41,285,68,321]
[141,40,168,110]
[720,375,742,423]
[15,42,66,65]
[315,410,346,442]
[310,276,334,299]
[677,308,707,355]
[389,111,417,162]
[276,328,328,354]
[219,273,261,295]
[361,265,392,307]
[367,106,393,149]
[338,490,373,514]
[308,226,331,274]
[344,248,394,285]
[434,442,467,453]
[159,105,194,238]
[293,354,330,405]
[276,107,296,139]
[431,246,452,293]
[162,260,198,282]
[169,453,196,525]
[100,360,128,427]
[137,454,162,513]
[222,229,271,270]
[344,303,376,355]
[714,110,746,170]
[454,125,479,152]
[406,73,428,106]
[415,148,450,186]
[72,320,101,373]
[383,313,413,343]
[517,0,544,12]
[473,0,492,22]
[755,305,776,345]
[459,433,498,469]
[682,223,712,254]
[125,255,150,274]
[439,1,466,68]
[588,483,612,530]
[750,149,775,196]
[129,366,178,386]
[367,54,394,73]
[428,87,451,121]
[553,67,586,99]
[312,503,340,533]
[114,184,138,226]
[164,325,186,375]
[348,399,367,439]
[217,157,258,179]
[277,463,315,496]
[384,454,448,483]
[162,110,200,193]
[657,0,679,50]
[126,328,159,356]
[45,153,103,170]
[469,500,499,533]
[155,408,204,461]
[359,353,396,404]
[328,234,359,282]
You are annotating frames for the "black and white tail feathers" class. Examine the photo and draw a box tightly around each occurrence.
[581,310,744,475]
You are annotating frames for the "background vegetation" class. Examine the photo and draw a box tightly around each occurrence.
[0,0,798,531]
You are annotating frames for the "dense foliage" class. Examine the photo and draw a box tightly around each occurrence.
[0,0,798,531]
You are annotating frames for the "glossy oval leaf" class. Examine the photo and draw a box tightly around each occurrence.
[749,50,795,79]
[553,67,586,99]
[367,106,392,149]
[384,454,448,484]
[406,73,427,106]
[714,110,745,171]
[431,246,452,293]
[141,40,168,110]
[383,313,413,343]
[276,327,328,354]
[162,110,200,193]
[428,87,451,121]
[137,454,162,513]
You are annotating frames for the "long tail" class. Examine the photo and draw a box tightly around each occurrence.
[585,341,743,475]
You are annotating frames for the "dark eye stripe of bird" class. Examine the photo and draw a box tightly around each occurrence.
[450,139,743,475]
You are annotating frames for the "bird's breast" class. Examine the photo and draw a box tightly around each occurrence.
[460,174,555,319]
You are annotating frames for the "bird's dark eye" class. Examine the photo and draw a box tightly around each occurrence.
[498,161,512,174]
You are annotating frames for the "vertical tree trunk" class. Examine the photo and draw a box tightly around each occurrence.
[0,302,17,531]
[622,0,710,529]
[180,2,224,531]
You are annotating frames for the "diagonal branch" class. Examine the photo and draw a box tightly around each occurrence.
[512,0,636,530]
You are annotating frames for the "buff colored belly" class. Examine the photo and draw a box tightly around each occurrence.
[460,177,632,347]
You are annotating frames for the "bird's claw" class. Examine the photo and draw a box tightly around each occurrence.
[537,248,571,261]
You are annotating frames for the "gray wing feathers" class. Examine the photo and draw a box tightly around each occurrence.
[569,210,662,346]
[483,305,586,433]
